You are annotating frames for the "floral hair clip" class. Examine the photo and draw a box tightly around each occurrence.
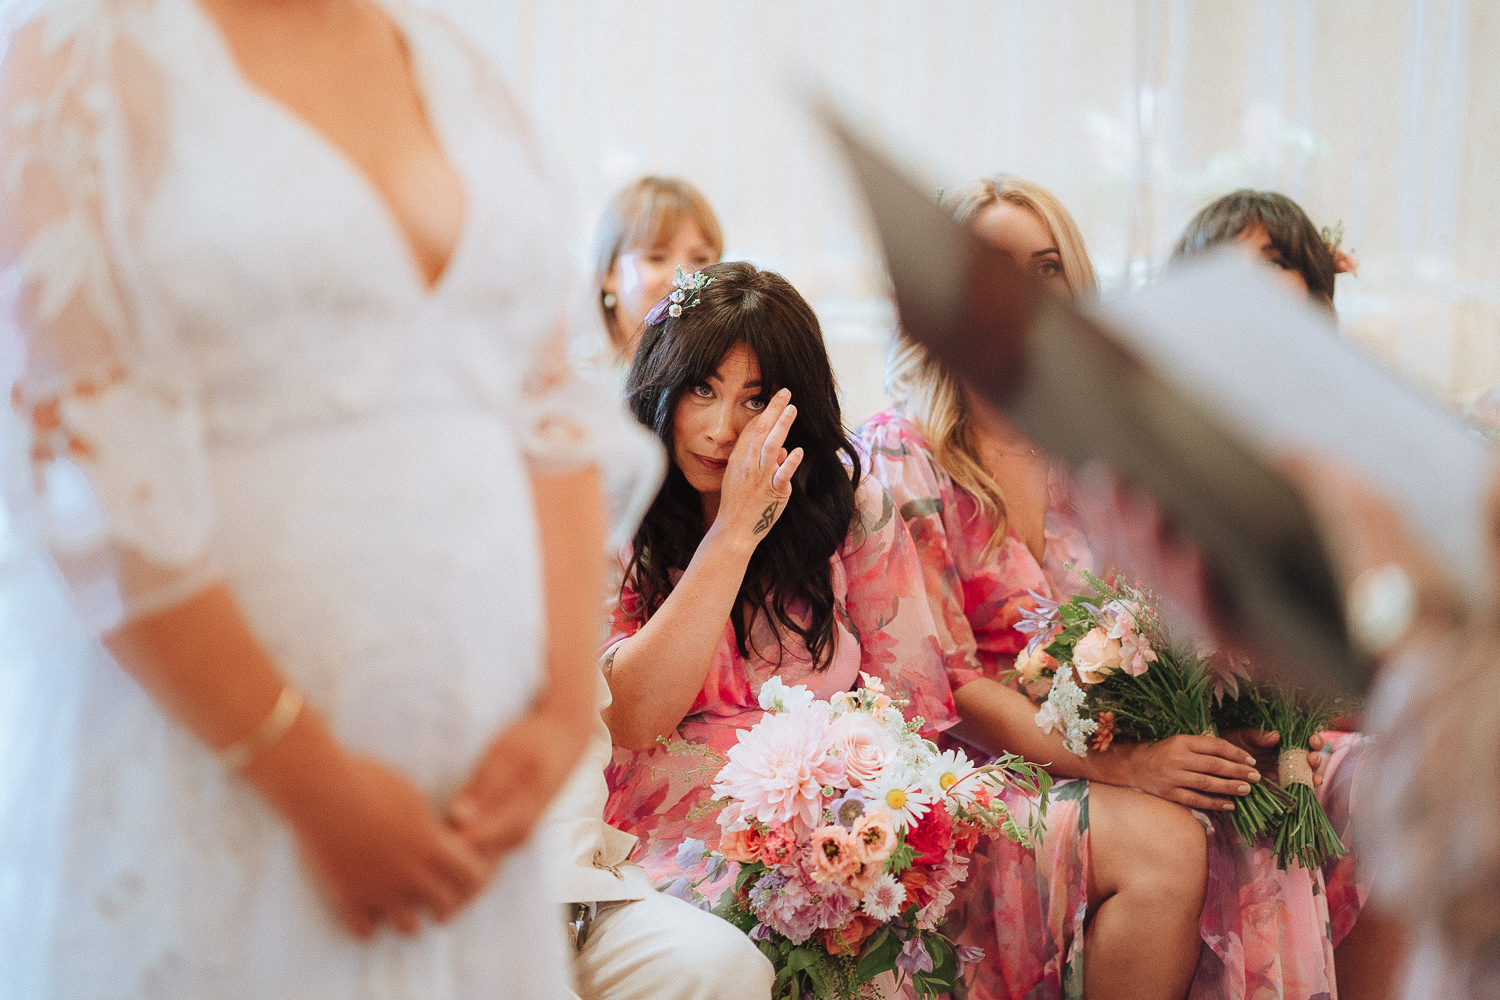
[645,266,715,325]
[1320,221,1360,277]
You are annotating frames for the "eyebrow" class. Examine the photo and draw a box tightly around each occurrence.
[705,369,765,389]
[1032,248,1062,258]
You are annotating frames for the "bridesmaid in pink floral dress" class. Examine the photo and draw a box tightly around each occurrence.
[856,176,1368,1000]
[600,262,957,894]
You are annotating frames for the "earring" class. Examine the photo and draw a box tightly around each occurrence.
[602,292,617,309]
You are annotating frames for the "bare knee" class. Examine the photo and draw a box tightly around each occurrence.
[1090,785,1207,910]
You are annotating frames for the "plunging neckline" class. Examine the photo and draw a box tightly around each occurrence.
[185,0,471,297]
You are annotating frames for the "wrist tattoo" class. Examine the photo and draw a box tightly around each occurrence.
[753,502,777,535]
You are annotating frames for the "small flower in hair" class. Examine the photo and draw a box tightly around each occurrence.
[645,266,715,324]
[1320,221,1360,278]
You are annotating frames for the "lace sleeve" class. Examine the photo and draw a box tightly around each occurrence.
[2,9,218,631]
[429,14,665,550]
[516,328,664,551]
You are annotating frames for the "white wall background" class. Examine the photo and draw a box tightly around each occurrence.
[435,0,1500,425]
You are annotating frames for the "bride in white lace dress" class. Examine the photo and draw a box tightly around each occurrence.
[0,0,656,995]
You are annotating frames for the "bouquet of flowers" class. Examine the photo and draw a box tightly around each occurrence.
[673,673,1051,1000]
[1214,682,1348,869]
[1015,573,1292,850]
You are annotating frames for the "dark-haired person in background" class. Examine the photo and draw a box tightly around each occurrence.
[1173,188,1358,309]
[599,261,958,896]
[1167,188,1393,999]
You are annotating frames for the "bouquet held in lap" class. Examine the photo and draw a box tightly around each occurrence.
[1023,572,1343,868]
[672,674,1049,999]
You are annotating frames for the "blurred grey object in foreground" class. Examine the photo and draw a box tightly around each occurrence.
[821,101,1491,696]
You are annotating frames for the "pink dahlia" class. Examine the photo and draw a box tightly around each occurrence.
[713,708,845,833]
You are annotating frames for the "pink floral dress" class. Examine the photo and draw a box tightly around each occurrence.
[856,409,1367,1000]
[602,474,959,893]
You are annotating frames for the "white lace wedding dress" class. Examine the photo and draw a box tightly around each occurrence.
[0,1,658,996]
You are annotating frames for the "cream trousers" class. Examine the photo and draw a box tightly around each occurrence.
[571,867,774,1000]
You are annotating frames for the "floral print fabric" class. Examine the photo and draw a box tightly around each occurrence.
[855,409,1367,1000]
[602,474,958,892]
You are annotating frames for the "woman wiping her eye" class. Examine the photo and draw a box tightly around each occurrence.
[599,261,958,895]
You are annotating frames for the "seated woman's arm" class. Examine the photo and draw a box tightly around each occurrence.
[604,391,801,749]
[951,677,1259,812]
[862,423,1258,810]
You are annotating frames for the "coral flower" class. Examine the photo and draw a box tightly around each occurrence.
[820,913,882,956]
[758,827,800,867]
[851,809,897,865]
[718,826,766,864]
[1014,644,1058,684]
[1088,710,1117,752]
[713,708,845,833]
[809,824,863,884]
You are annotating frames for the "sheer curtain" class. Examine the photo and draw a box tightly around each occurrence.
[0,0,1493,734]
[432,0,1498,423]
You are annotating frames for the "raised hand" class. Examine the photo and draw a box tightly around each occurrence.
[709,387,803,546]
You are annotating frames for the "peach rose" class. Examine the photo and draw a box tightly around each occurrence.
[810,824,863,884]
[846,859,885,894]
[1014,645,1058,684]
[830,711,896,788]
[719,826,765,864]
[1072,627,1123,685]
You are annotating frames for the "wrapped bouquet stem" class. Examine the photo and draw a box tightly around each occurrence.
[1216,683,1347,869]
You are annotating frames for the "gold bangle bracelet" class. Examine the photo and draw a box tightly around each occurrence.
[221,685,304,772]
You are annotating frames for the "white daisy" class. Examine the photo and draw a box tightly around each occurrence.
[864,770,931,832]
[860,873,907,921]
[926,748,981,806]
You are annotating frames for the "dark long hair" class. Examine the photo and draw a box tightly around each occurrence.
[623,261,860,669]
[1172,189,1337,310]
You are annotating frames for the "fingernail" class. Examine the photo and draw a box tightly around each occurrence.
[1247,770,1260,782]
[1222,802,1235,811]
[776,388,790,398]
[1244,755,1257,766]
[1237,783,1251,795]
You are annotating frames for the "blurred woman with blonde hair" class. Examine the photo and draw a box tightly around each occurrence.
[857,174,1358,1000]
[593,176,724,363]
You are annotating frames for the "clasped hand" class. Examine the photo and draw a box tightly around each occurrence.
[1105,730,1324,812]
[285,698,589,940]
